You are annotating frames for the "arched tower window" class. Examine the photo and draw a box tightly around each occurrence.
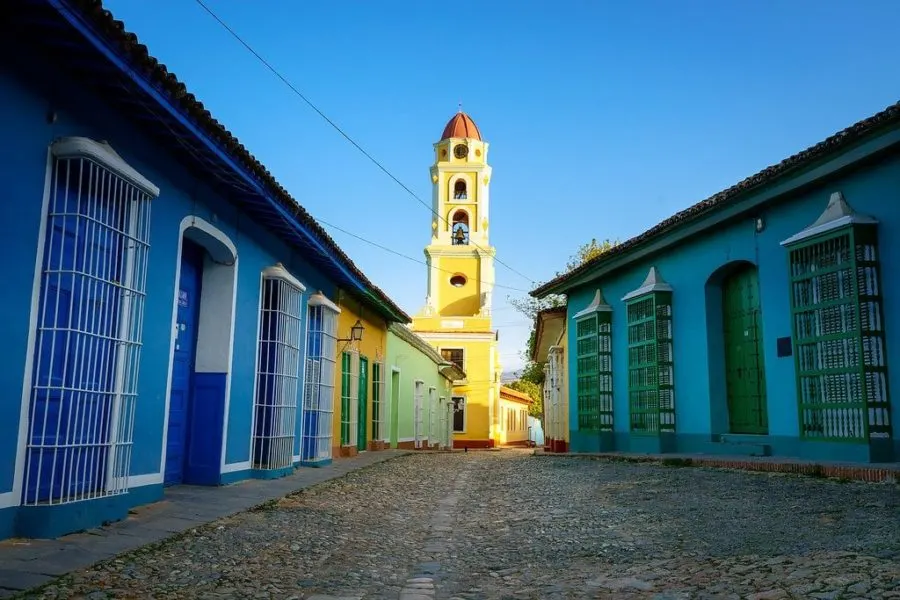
[453,179,467,200]
[451,210,469,245]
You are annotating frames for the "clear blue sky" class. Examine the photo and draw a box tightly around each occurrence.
[105,0,900,373]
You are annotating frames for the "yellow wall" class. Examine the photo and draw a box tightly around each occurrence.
[331,291,388,456]
[435,256,481,316]
[436,337,498,443]
[498,397,530,445]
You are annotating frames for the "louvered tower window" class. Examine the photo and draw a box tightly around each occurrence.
[623,268,675,435]
[781,192,891,443]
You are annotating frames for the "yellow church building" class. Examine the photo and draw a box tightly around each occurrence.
[411,111,503,448]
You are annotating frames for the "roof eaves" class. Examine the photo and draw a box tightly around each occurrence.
[61,0,410,323]
[531,100,900,298]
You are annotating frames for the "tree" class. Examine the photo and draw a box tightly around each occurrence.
[506,379,543,418]
[505,238,618,412]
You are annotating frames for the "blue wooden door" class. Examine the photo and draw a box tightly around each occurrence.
[164,240,203,486]
[26,199,123,503]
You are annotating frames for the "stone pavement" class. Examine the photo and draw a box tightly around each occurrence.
[0,450,409,598]
[533,448,900,483]
[6,449,900,599]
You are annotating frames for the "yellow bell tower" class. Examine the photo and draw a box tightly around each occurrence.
[411,110,502,448]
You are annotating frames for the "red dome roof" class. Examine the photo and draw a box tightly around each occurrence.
[441,111,482,141]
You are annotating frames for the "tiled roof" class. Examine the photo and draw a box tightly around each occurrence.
[441,111,482,141]
[500,385,533,404]
[531,100,900,297]
[59,0,410,322]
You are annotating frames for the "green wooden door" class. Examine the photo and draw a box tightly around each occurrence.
[722,266,768,434]
[357,356,368,451]
[340,352,351,446]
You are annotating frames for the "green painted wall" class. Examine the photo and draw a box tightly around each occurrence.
[386,329,452,446]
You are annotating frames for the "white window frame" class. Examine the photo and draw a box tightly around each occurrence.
[300,293,340,464]
[438,396,447,449]
[427,386,437,445]
[372,360,387,442]
[414,380,425,448]
[22,137,157,506]
[452,395,467,434]
[250,265,305,471]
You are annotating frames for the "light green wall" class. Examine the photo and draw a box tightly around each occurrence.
[386,330,452,446]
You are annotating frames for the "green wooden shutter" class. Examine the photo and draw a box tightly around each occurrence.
[340,351,351,446]
[576,314,600,431]
[574,289,615,433]
[625,270,675,435]
[785,215,891,443]
[597,310,614,431]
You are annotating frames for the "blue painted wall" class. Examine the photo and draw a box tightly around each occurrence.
[0,40,338,515]
[567,147,900,462]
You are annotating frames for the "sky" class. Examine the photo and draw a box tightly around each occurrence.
[104,0,900,374]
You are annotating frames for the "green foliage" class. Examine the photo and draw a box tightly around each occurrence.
[506,238,620,398]
[507,379,543,418]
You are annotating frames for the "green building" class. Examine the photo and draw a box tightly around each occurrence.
[386,324,464,449]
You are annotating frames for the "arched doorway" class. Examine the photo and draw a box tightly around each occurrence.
[163,216,237,486]
[721,263,769,434]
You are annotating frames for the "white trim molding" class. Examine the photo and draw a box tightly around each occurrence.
[51,136,161,197]
[261,262,307,292]
[622,266,673,301]
[159,216,239,482]
[309,290,341,313]
[573,289,612,318]
[781,191,878,246]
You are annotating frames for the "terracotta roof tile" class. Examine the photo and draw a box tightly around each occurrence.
[531,100,900,297]
[441,111,482,141]
[57,0,411,322]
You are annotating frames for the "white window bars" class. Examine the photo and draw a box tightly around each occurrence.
[445,399,453,448]
[372,361,387,442]
[414,381,424,449]
[427,386,437,447]
[23,139,156,506]
[438,397,448,449]
[251,266,305,471]
[300,293,339,464]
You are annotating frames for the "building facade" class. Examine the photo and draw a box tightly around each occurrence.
[411,112,503,448]
[331,294,390,458]
[386,324,463,450]
[0,0,410,540]
[532,102,900,465]
[497,386,533,446]
[533,306,569,452]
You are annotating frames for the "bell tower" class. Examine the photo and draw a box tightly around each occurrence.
[411,110,502,449]
[419,109,495,320]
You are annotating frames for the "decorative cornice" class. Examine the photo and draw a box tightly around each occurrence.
[573,289,612,319]
[780,191,878,246]
[622,267,673,301]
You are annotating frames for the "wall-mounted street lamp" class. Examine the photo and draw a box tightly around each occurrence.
[338,319,365,343]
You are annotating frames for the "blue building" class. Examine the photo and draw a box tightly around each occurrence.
[0,0,410,540]
[532,102,900,465]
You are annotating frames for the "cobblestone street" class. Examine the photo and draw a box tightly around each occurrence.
[20,450,900,600]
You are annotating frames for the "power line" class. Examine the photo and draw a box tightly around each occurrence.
[316,217,530,293]
[192,0,537,286]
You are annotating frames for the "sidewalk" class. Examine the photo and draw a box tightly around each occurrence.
[533,448,900,482]
[0,450,410,598]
